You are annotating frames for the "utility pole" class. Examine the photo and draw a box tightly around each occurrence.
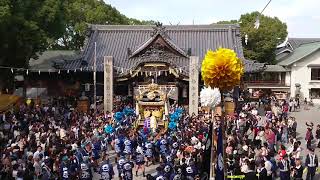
[93,42,97,120]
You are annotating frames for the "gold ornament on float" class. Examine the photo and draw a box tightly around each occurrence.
[147,91,156,100]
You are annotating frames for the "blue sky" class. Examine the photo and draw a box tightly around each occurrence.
[106,0,320,38]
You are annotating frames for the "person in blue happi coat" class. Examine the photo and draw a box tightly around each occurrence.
[135,145,146,177]
[117,155,126,179]
[185,161,198,180]
[60,156,70,180]
[114,135,124,162]
[99,153,114,180]
[122,156,134,180]
[154,166,166,180]
[163,157,174,179]
[69,152,80,179]
[123,138,132,156]
[79,157,92,180]
[144,140,154,167]
[170,166,184,180]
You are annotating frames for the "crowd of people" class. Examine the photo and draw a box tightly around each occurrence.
[224,96,319,180]
[0,95,319,180]
[0,99,211,180]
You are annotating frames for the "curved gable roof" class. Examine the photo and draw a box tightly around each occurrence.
[277,42,320,66]
[77,24,264,76]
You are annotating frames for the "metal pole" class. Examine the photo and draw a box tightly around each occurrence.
[94,42,97,120]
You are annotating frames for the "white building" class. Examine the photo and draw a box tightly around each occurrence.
[276,38,320,103]
[244,38,320,103]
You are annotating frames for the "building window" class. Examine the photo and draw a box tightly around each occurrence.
[311,68,320,80]
[310,88,320,99]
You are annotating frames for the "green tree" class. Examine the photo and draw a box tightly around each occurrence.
[0,0,65,67]
[0,0,66,91]
[55,0,155,50]
[218,12,287,64]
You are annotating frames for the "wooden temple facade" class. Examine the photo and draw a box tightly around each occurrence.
[23,24,265,113]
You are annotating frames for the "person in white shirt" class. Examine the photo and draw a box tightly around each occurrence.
[264,156,273,178]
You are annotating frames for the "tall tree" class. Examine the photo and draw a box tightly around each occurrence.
[54,0,155,50]
[218,12,287,64]
[0,0,65,67]
[0,0,66,91]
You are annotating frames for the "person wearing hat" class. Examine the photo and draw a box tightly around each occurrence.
[305,148,318,180]
[278,154,290,180]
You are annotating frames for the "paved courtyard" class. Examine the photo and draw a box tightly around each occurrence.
[288,105,320,179]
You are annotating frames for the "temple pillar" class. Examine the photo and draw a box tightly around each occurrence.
[189,56,199,115]
[104,56,113,114]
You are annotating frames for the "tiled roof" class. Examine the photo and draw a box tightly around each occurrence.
[277,42,320,66]
[244,60,266,73]
[276,38,320,58]
[29,50,81,71]
[265,65,289,72]
[287,38,320,50]
[79,24,265,76]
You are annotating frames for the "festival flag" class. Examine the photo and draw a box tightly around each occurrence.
[216,126,224,180]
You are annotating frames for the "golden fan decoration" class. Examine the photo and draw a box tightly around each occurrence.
[201,48,244,90]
